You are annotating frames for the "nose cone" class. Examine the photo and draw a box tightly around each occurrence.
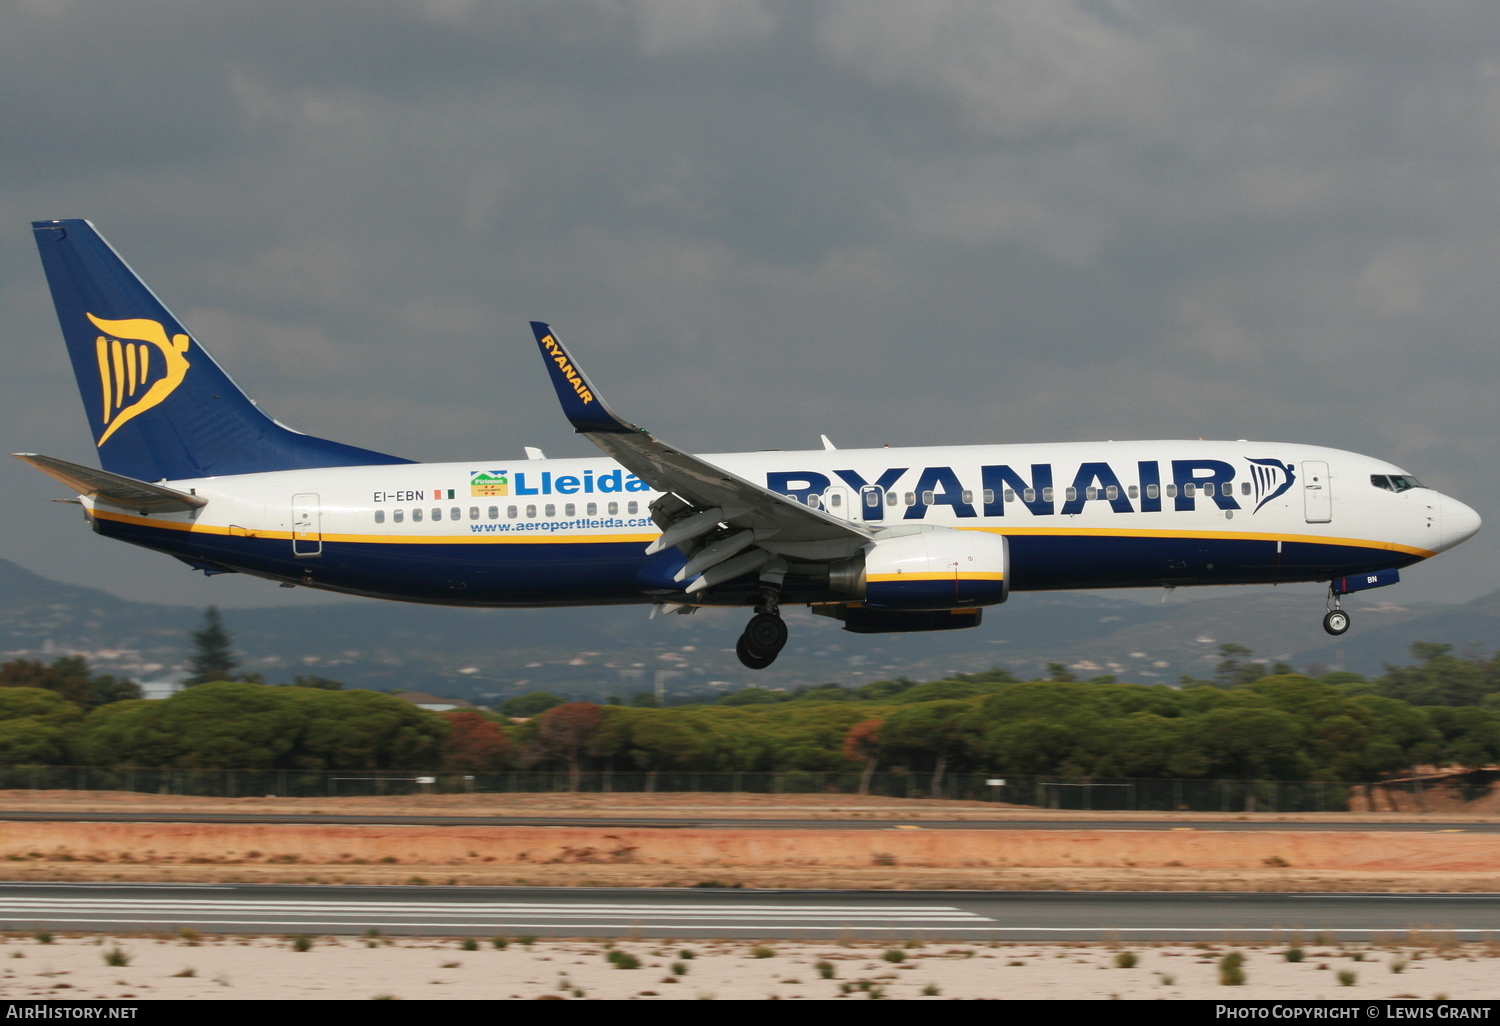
[1439,495,1482,552]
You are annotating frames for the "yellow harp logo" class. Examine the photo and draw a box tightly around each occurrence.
[87,313,191,447]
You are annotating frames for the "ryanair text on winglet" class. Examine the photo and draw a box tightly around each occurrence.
[541,335,594,404]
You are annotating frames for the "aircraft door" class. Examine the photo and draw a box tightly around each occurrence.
[821,485,857,521]
[1302,462,1332,523]
[859,485,886,522]
[292,492,323,557]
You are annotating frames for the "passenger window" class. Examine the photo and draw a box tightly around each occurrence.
[451,507,462,520]
[544,504,556,517]
[374,510,385,524]
[1202,483,1214,498]
[564,503,576,517]
[607,501,619,515]
[488,506,498,519]
[525,505,537,518]
[828,493,841,508]
[921,490,935,505]
[413,508,423,522]
[1022,488,1035,503]
[864,490,880,508]
[1042,487,1054,502]
[1128,485,1138,499]
[1147,484,1159,499]
[1241,482,1251,496]
[886,491,898,506]
[1085,486,1097,501]
[431,508,442,521]
[393,509,404,523]
[1183,484,1196,497]
[961,490,974,504]
[627,501,639,514]
[1105,485,1118,500]
[467,507,477,520]
[505,506,517,519]
[587,502,598,516]
[904,492,915,506]
[1165,485,1177,498]
[1065,487,1078,502]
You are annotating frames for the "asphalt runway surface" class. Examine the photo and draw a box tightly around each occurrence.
[2,810,1496,831]
[0,884,1495,941]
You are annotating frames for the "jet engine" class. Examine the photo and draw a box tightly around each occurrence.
[828,529,1009,611]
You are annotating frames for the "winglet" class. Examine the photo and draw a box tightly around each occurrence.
[530,322,639,434]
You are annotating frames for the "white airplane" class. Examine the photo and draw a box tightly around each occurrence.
[16,220,1483,669]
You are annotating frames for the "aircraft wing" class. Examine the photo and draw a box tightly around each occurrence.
[12,453,208,514]
[529,323,870,593]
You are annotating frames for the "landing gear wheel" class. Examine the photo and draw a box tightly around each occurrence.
[744,612,788,655]
[1322,609,1350,636]
[736,635,777,669]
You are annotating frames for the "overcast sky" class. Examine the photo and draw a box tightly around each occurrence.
[2,0,1496,613]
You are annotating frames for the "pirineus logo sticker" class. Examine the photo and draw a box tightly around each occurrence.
[470,471,509,496]
[88,313,190,446]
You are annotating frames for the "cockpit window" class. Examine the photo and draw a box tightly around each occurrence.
[1371,474,1424,493]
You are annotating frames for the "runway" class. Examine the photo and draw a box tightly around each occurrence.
[1,883,1495,941]
[2,810,1495,832]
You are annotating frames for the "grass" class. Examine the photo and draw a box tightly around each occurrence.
[1114,951,1138,968]
[1219,951,1245,986]
[606,950,641,970]
[103,947,131,967]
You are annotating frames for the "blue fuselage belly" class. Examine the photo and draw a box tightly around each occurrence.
[97,517,1416,607]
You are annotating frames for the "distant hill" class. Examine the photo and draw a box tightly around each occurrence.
[0,559,1496,703]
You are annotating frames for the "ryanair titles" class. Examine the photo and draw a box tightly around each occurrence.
[539,334,594,405]
[769,457,1297,521]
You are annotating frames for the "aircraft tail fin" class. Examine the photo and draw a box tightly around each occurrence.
[31,220,413,481]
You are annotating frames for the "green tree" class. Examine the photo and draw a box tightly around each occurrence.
[0,687,83,764]
[0,657,140,709]
[1374,644,1496,707]
[880,701,983,797]
[500,691,567,718]
[184,606,239,685]
[286,675,344,690]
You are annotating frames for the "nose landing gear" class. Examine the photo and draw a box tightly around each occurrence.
[736,593,788,669]
[1323,586,1350,636]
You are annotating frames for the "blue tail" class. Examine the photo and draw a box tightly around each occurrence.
[31,220,413,481]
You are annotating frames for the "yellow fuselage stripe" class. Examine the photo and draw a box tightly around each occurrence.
[87,508,1436,558]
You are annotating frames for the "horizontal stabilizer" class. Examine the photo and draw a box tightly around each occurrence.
[11,453,207,513]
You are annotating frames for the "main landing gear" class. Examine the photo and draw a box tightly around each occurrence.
[736,593,788,669]
[1323,586,1350,636]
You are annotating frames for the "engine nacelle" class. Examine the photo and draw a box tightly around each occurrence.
[828,529,1009,611]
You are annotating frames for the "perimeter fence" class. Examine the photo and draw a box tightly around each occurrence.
[0,765,1461,812]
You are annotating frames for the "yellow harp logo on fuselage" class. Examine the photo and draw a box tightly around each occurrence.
[87,313,191,447]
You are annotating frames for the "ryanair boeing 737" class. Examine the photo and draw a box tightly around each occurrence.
[15,220,1483,668]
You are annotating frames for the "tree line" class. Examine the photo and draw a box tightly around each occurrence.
[1,639,1498,782]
